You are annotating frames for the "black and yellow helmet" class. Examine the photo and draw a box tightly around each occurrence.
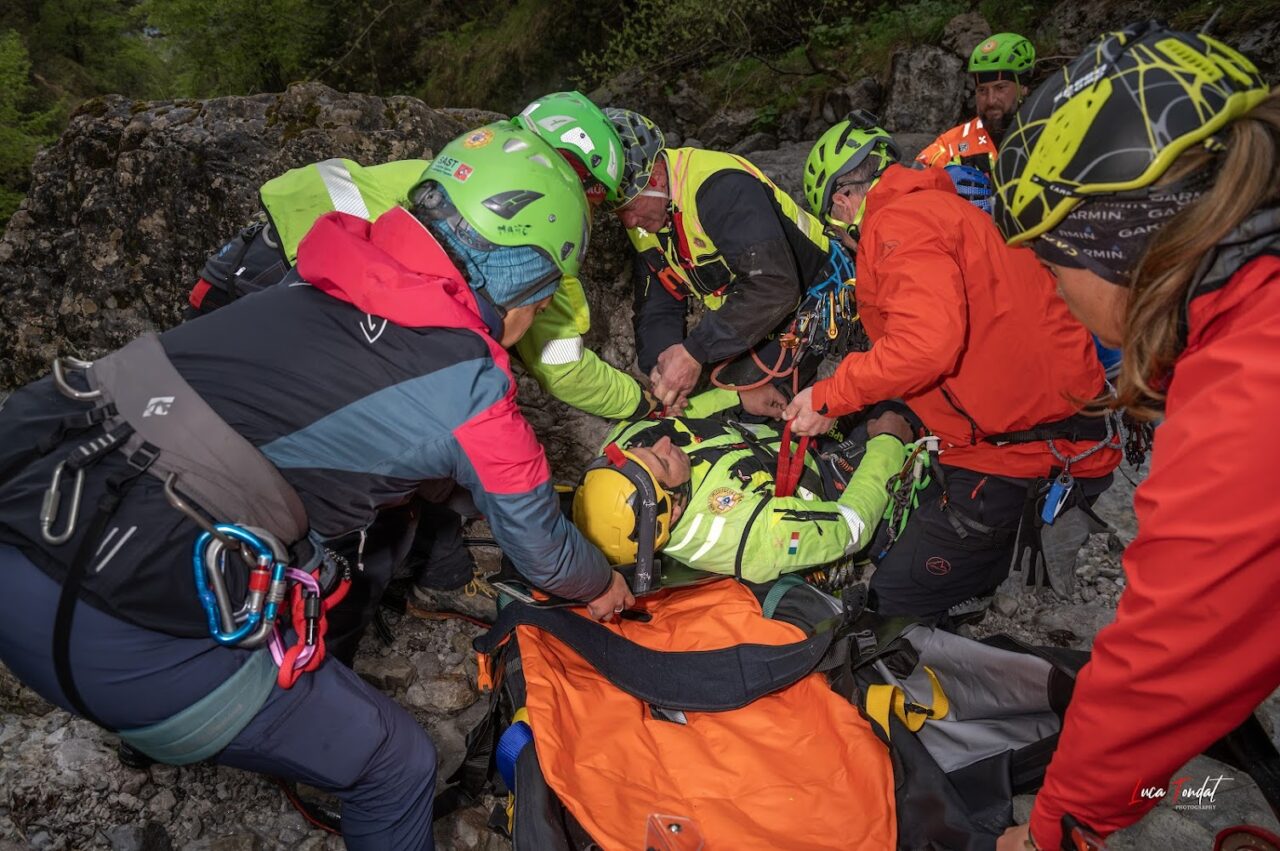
[992,21,1270,246]
[572,443,677,565]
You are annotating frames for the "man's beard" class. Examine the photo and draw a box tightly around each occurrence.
[982,108,1012,147]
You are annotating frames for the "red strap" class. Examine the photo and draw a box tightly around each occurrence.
[277,572,352,690]
[188,278,213,309]
[774,422,810,499]
[604,443,628,467]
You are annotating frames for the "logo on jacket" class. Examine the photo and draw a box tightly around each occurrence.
[142,396,175,417]
[958,142,970,154]
[925,556,951,576]
[708,487,741,514]
[361,314,388,344]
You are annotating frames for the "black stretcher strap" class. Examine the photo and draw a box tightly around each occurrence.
[474,601,840,712]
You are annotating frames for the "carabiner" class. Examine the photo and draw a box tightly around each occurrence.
[51,356,101,401]
[40,462,86,545]
[193,523,287,647]
[164,474,243,552]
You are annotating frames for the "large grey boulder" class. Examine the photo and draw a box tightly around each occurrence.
[881,45,967,135]
[0,83,488,391]
[941,11,992,58]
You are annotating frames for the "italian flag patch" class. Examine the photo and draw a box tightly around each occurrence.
[787,532,800,555]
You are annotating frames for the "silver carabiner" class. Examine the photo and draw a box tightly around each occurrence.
[51,356,101,402]
[40,461,86,545]
[163,473,243,552]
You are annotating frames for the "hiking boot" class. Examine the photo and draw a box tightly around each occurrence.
[943,594,993,627]
[410,581,498,623]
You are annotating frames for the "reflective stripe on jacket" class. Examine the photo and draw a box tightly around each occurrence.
[261,158,430,262]
[915,118,997,172]
[627,147,829,302]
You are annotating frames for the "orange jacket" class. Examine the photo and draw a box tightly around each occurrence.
[518,580,897,850]
[915,117,997,170]
[1029,255,1280,849]
[810,165,1118,479]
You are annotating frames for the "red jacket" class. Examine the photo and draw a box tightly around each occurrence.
[811,165,1119,479]
[1030,254,1280,849]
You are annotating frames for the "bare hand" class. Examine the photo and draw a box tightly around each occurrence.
[868,411,913,443]
[586,570,636,621]
[650,344,701,408]
[738,384,787,419]
[783,386,836,437]
[996,823,1033,851]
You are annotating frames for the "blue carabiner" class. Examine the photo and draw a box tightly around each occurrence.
[192,524,278,645]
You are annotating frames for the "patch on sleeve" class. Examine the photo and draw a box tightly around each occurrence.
[707,487,742,514]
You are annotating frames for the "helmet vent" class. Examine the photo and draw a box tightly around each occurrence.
[529,153,553,169]
[503,138,530,153]
[482,189,545,220]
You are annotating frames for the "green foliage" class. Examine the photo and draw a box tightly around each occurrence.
[580,0,839,83]
[28,0,165,97]
[139,0,332,96]
[0,29,64,223]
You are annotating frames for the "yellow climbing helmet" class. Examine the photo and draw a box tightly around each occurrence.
[572,443,676,565]
[992,21,1270,246]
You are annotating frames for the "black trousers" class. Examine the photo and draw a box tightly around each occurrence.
[870,466,1109,618]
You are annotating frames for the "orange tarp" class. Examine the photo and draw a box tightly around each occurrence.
[517,580,898,850]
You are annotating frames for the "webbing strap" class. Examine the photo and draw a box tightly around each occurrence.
[52,449,155,731]
[761,574,806,620]
[473,601,840,712]
[864,666,949,739]
[118,647,278,764]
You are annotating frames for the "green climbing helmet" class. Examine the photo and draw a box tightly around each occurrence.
[514,91,624,205]
[803,110,901,223]
[414,121,591,278]
[605,107,666,210]
[969,32,1036,80]
[992,21,1270,246]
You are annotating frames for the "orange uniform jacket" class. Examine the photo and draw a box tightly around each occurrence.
[810,165,1119,480]
[1029,254,1280,849]
[915,117,997,170]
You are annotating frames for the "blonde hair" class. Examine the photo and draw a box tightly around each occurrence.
[1117,91,1280,420]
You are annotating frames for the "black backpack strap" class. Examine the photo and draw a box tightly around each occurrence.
[51,443,158,731]
[473,601,841,712]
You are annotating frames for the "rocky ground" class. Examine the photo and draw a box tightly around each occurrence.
[3,464,1278,850]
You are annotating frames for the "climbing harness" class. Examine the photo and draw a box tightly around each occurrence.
[1040,411,1120,527]
[710,242,864,393]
